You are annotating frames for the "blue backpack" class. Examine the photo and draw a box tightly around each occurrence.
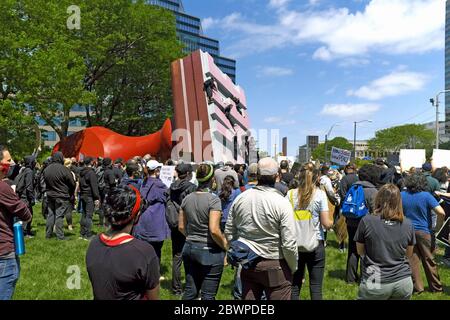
[342,185,368,219]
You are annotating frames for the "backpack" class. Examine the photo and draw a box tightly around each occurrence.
[14,168,27,197]
[341,184,368,219]
[165,199,180,229]
[96,167,105,191]
[289,190,319,253]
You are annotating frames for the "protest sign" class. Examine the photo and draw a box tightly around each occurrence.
[432,149,450,169]
[159,166,176,188]
[399,149,426,171]
[330,147,351,166]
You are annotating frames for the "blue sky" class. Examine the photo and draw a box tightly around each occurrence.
[184,0,445,157]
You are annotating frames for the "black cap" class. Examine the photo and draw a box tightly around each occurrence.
[176,163,193,175]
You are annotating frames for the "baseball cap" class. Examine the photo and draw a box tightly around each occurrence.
[146,160,163,170]
[422,163,432,172]
[258,158,279,176]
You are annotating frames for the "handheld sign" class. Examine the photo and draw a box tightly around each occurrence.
[330,147,351,166]
[399,149,426,172]
[159,166,176,188]
[432,149,450,169]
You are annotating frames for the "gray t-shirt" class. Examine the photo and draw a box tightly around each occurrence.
[181,192,222,247]
[355,214,416,284]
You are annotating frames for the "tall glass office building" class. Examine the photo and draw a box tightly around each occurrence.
[446,0,450,133]
[148,0,236,82]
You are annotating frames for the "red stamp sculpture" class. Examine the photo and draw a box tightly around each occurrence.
[53,50,255,163]
[52,119,172,162]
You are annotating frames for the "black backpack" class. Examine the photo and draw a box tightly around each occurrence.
[165,198,180,229]
[14,168,27,197]
[96,167,105,190]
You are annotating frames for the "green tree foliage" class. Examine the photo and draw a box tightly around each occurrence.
[368,124,435,154]
[0,100,37,159]
[312,137,353,162]
[0,0,183,142]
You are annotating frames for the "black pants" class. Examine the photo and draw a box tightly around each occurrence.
[291,241,326,300]
[42,194,48,219]
[65,202,73,227]
[346,223,361,283]
[80,197,95,238]
[21,199,33,235]
[98,190,105,226]
[149,241,164,264]
[46,198,70,240]
[171,228,186,294]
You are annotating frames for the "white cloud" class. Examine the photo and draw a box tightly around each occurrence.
[321,103,380,118]
[257,66,294,77]
[210,0,444,60]
[313,47,333,61]
[309,0,320,5]
[347,71,428,100]
[202,17,217,31]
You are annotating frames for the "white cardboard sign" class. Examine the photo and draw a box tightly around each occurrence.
[399,149,426,171]
[159,166,176,188]
[330,147,351,166]
[432,149,450,169]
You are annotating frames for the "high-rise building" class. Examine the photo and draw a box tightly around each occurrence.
[307,136,319,152]
[148,0,236,82]
[446,0,450,133]
[282,137,287,156]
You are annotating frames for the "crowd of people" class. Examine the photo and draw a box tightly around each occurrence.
[1,144,450,301]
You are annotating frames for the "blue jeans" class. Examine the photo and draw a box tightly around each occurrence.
[0,257,20,300]
[182,242,224,300]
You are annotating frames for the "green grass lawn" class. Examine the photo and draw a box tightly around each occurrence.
[13,203,450,300]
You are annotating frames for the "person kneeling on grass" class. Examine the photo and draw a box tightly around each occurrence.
[86,186,160,300]
[355,184,415,300]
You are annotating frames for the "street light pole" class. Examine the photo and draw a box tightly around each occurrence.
[432,90,450,149]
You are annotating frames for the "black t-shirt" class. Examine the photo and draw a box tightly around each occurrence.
[354,214,416,284]
[86,235,160,300]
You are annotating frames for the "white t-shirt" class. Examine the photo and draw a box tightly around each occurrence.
[286,188,329,241]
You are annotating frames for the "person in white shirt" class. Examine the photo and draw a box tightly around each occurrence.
[225,157,298,300]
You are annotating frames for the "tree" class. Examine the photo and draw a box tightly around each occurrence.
[0,0,183,141]
[0,100,38,159]
[312,137,353,162]
[368,124,435,154]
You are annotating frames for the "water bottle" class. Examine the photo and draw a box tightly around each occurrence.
[13,221,25,256]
